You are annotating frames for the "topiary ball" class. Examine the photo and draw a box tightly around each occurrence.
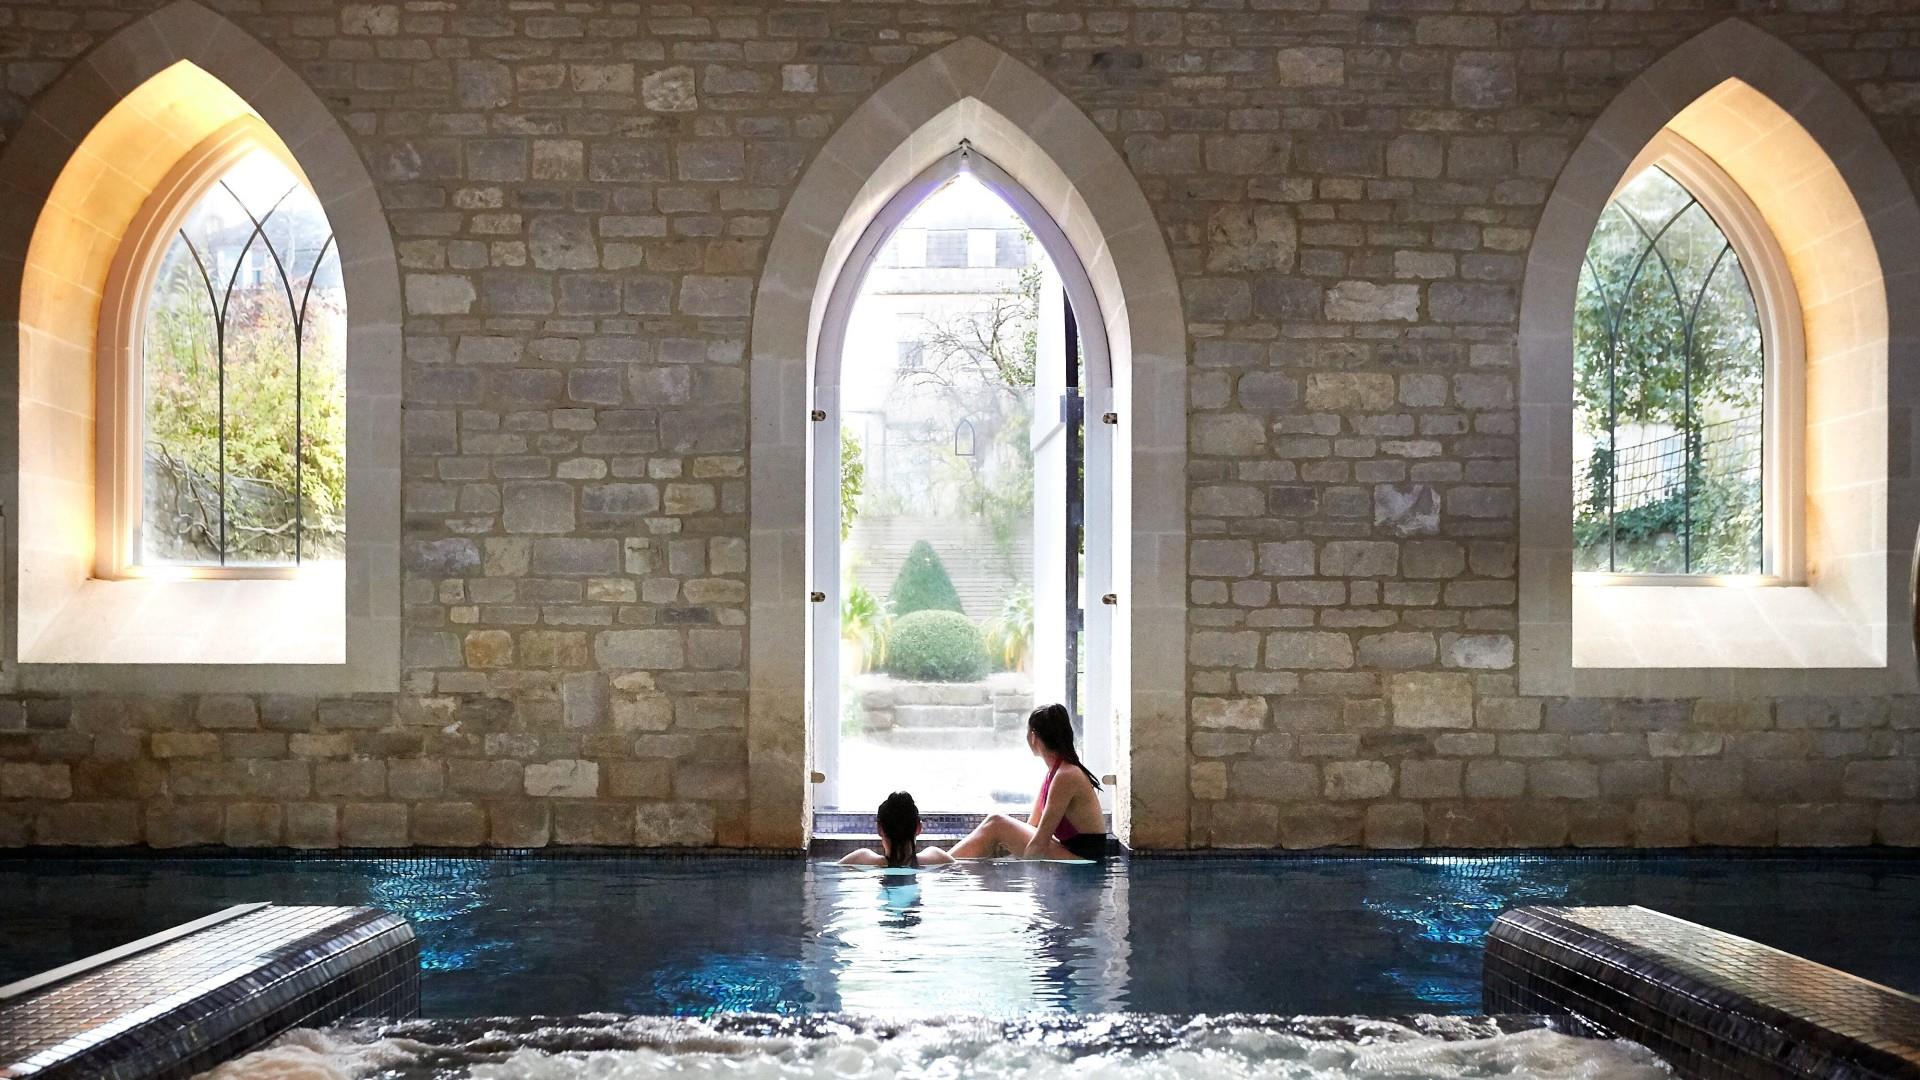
[883,609,987,682]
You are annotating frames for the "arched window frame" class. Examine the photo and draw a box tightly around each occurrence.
[94,115,337,581]
[1580,129,1806,586]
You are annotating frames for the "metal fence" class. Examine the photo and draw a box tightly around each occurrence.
[1574,413,1761,516]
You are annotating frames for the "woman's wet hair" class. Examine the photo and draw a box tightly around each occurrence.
[875,791,920,868]
[1028,703,1101,790]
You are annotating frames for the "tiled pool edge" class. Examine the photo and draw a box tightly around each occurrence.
[0,905,418,1080]
[7,844,1920,862]
[1484,905,1920,1080]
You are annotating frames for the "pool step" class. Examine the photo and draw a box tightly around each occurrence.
[809,834,1127,859]
[0,904,417,1079]
[810,833,969,859]
[809,808,1122,860]
[1487,905,1920,1080]
[816,810,994,834]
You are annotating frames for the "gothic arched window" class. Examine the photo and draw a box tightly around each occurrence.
[102,121,346,573]
[1572,133,1797,580]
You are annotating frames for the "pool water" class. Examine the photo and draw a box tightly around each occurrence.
[206,1015,1676,1080]
[3,853,1918,1018]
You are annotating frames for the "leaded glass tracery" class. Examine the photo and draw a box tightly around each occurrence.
[1573,164,1765,576]
[140,146,346,567]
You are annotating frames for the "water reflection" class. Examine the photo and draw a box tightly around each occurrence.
[806,861,1131,1014]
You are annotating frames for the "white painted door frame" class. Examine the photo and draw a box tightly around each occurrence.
[810,143,1116,808]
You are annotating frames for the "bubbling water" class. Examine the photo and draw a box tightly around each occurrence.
[201,1014,1671,1080]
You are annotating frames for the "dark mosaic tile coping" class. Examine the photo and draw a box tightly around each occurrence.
[1484,904,1920,1080]
[0,845,807,861]
[0,904,418,1080]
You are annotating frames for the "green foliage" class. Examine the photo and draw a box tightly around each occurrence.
[840,582,891,672]
[1572,167,1765,575]
[144,253,346,563]
[885,609,987,682]
[889,539,964,616]
[839,428,865,540]
[984,587,1034,673]
[1573,467,1762,575]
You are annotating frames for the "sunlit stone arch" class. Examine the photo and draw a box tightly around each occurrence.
[0,0,400,692]
[749,37,1188,848]
[1518,17,1920,698]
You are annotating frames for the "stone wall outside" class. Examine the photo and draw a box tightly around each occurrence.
[0,0,1916,850]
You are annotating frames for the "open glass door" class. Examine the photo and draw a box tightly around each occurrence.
[815,146,1112,815]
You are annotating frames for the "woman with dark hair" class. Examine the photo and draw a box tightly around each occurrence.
[838,791,954,868]
[950,703,1107,861]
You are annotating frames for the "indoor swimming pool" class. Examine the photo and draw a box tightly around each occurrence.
[5,852,1918,1020]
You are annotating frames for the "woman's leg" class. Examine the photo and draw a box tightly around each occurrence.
[948,814,1080,860]
[948,813,1032,859]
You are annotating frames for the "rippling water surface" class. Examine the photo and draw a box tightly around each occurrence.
[203,1015,1676,1080]
[3,853,1918,1017]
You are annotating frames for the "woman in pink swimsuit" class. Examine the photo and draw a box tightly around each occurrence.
[949,704,1108,861]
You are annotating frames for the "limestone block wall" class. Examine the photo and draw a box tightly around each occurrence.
[0,0,1915,850]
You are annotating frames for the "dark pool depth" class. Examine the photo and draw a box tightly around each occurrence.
[4,853,1918,1018]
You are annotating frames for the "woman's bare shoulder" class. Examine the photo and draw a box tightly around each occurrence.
[1055,764,1097,796]
[917,846,954,865]
[837,848,885,866]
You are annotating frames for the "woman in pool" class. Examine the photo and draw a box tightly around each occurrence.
[837,790,954,868]
[949,703,1107,861]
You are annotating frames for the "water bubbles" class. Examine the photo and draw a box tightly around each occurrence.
[209,1015,1673,1080]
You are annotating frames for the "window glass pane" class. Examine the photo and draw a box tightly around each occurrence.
[995,229,1030,268]
[838,175,1049,811]
[300,243,348,561]
[142,226,224,564]
[139,146,346,568]
[924,230,968,267]
[1572,164,1765,576]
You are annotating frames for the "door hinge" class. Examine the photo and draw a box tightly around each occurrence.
[810,409,826,422]
[810,591,826,603]
[1101,412,1118,425]
[1101,593,1118,605]
[811,771,826,784]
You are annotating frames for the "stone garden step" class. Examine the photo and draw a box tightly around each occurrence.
[867,726,1006,750]
[889,703,996,729]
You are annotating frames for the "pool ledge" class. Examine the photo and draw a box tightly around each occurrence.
[0,904,419,1080]
[1485,904,1920,1079]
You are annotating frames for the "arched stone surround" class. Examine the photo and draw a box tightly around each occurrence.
[0,0,401,692]
[748,38,1188,848]
[1518,18,1920,699]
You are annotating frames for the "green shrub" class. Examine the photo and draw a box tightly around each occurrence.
[889,539,964,616]
[885,610,987,682]
[985,587,1033,672]
[840,581,891,672]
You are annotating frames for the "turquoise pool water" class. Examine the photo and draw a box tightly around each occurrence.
[4,853,1917,1018]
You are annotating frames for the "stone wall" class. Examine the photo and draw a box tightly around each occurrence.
[0,0,1916,849]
